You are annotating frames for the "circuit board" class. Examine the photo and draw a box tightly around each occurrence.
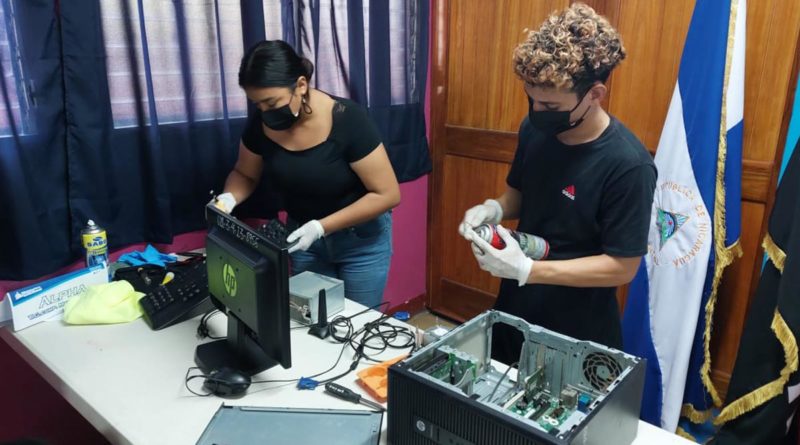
[506,379,593,434]
[508,396,572,432]
[417,348,477,388]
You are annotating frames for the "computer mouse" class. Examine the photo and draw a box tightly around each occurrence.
[203,367,251,397]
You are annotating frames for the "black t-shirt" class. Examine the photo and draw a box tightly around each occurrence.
[241,96,382,224]
[492,116,657,363]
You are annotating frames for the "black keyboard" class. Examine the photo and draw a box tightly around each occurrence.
[259,219,298,250]
[138,259,215,330]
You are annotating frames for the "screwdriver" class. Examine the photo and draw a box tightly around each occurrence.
[324,382,385,411]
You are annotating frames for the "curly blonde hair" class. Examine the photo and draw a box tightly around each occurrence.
[513,3,626,93]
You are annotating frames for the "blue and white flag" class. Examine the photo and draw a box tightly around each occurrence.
[622,0,744,433]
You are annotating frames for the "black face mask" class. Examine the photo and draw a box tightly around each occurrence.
[261,93,300,131]
[527,90,592,135]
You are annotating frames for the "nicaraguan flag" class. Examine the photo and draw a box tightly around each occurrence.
[622,0,743,434]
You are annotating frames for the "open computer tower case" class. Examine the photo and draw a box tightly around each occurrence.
[388,310,645,445]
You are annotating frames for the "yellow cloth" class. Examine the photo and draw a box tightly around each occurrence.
[63,281,144,325]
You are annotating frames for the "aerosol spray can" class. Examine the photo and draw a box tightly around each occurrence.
[474,224,550,260]
[81,220,109,268]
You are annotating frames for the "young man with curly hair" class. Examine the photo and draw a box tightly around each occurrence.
[459,3,657,363]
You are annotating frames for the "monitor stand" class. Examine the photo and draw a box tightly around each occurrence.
[195,312,277,376]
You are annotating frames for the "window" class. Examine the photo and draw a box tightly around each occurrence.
[298,0,353,99]
[0,0,34,136]
[296,0,413,105]
[99,0,414,127]
[263,0,284,41]
[100,0,248,127]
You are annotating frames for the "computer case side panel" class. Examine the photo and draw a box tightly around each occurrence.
[388,363,563,445]
[387,311,646,445]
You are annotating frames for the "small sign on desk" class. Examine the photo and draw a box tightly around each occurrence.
[2,265,108,331]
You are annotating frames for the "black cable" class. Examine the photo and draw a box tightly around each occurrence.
[488,362,519,404]
[196,310,224,340]
[184,367,213,397]
[317,302,416,385]
[315,341,365,385]
[184,365,304,397]
[185,300,415,395]
[250,340,350,384]
[259,301,415,386]
[312,302,391,384]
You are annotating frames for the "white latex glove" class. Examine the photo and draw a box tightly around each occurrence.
[286,220,325,253]
[213,192,237,214]
[465,225,533,287]
[458,199,503,238]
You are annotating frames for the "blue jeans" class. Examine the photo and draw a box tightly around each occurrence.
[290,212,392,309]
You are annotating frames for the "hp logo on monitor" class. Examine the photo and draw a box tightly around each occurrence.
[223,263,238,297]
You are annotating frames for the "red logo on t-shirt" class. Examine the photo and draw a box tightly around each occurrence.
[562,185,576,200]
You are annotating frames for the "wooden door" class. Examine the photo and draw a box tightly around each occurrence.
[428,0,570,322]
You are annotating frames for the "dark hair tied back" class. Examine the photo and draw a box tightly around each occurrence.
[300,58,314,83]
[238,40,314,89]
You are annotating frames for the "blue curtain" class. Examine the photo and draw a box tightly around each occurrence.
[0,0,429,280]
[0,0,70,279]
[297,0,431,182]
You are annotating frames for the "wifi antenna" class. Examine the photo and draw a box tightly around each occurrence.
[308,289,331,339]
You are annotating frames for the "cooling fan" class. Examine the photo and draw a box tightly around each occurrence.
[582,352,623,391]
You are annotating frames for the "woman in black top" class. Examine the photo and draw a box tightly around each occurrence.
[215,41,400,308]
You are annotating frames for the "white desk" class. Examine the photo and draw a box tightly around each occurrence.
[1,301,695,445]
